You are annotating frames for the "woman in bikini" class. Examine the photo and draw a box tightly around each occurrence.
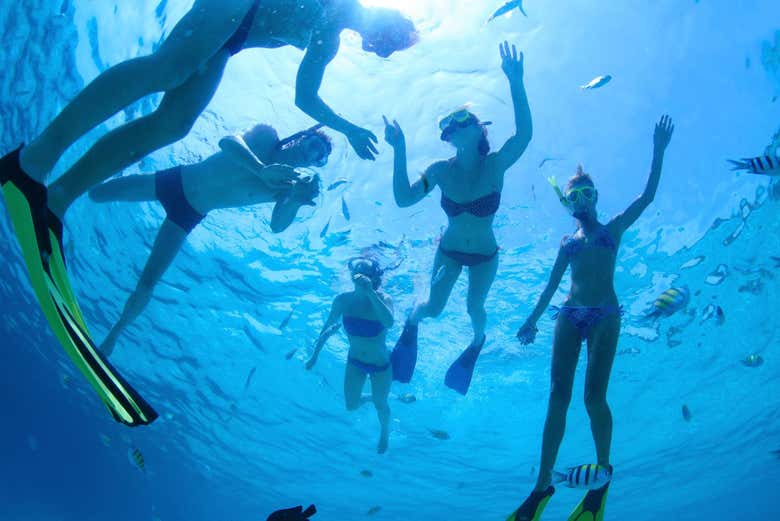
[90,123,329,356]
[1,0,418,261]
[507,115,674,521]
[306,257,394,454]
[382,42,532,395]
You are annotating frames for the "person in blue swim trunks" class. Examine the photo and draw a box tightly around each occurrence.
[89,123,329,356]
[382,42,532,395]
[306,257,394,454]
[507,115,674,521]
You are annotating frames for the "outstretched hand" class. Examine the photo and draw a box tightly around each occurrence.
[263,164,299,189]
[516,322,538,345]
[383,115,405,148]
[654,114,674,152]
[347,126,379,160]
[500,40,524,82]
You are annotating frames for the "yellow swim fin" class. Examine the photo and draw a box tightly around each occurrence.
[506,486,554,521]
[568,482,609,521]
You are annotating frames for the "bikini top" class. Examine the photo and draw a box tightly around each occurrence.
[562,226,617,258]
[223,0,261,56]
[342,316,385,337]
[440,191,501,218]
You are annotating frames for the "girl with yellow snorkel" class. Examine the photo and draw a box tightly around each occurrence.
[507,115,674,521]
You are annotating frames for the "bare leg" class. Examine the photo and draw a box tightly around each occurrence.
[534,316,582,491]
[408,248,462,324]
[20,1,252,182]
[88,174,157,203]
[344,362,369,411]
[48,50,230,218]
[369,366,392,454]
[465,253,498,345]
[101,219,188,356]
[584,312,620,467]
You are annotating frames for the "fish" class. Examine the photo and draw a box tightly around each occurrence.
[715,306,725,325]
[682,405,692,422]
[580,75,612,90]
[398,392,417,404]
[99,433,112,447]
[285,348,297,360]
[327,178,349,191]
[341,196,351,221]
[128,447,146,472]
[647,286,690,319]
[60,373,72,390]
[243,366,257,393]
[279,307,296,330]
[360,469,373,478]
[680,256,705,270]
[367,506,382,516]
[538,157,561,168]
[429,429,450,440]
[488,0,526,22]
[705,264,728,285]
[552,464,612,490]
[771,256,780,268]
[320,218,331,238]
[741,354,764,367]
[728,155,780,176]
[771,449,780,459]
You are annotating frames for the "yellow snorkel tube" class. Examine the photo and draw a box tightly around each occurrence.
[547,176,570,209]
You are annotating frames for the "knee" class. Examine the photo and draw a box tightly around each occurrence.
[584,390,609,415]
[373,398,390,414]
[425,300,446,318]
[150,107,198,144]
[549,380,573,410]
[466,301,485,319]
[345,398,361,412]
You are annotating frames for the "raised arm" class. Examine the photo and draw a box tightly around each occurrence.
[295,31,378,160]
[383,116,442,208]
[516,245,569,344]
[493,41,533,173]
[610,115,674,234]
[306,295,345,370]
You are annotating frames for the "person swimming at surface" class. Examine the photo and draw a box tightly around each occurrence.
[507,115,674,521]
[89,123,329,356]
[1,0,418,260]
[382,42,532,395]
[306,257,394,454]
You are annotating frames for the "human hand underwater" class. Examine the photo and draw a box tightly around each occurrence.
[347,126,379,160]
[382,115,405,148]
[353,273,373,294]
[500,40,524,82]
[263,164,300,189]
[516,322,538,345]
[653,114,674,153]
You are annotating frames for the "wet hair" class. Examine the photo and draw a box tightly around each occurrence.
[348,257,383,290]
[277,126,333,156]
[566,164,595,190]
[362,9,419,57]
[478,126,491,157]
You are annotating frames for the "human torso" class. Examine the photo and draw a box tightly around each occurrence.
[180,153,283,213]
[437,156,504,254]
[340,292,389,364]
[244,0,330,50]
[564,221,622,306]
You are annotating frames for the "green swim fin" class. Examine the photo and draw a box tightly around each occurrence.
[1,145,157,426]
[567,481,609,521]
[506,486,554,521]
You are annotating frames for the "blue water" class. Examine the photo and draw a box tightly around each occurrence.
[2,1,779,520]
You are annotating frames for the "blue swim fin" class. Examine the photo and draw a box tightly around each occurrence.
[391,322,418,383]
[444,336,485,395]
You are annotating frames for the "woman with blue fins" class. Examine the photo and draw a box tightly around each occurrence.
[306,257,394,453]
[89,123,329,356]
[507,115,674,521]
[383,41,532,395]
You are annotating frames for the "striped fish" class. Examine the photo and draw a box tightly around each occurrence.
[728,155,780,176]
[647,286,690,319]
[553,464,612,490]
[128,447,145,472]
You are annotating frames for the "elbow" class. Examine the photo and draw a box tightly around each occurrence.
[295,92,315,113]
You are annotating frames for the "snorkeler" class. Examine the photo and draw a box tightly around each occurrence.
[383,42,532,395]
[306,257,394,454]
[90,124,328,356]
[1,0,418,268]
[507,115,674,521]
